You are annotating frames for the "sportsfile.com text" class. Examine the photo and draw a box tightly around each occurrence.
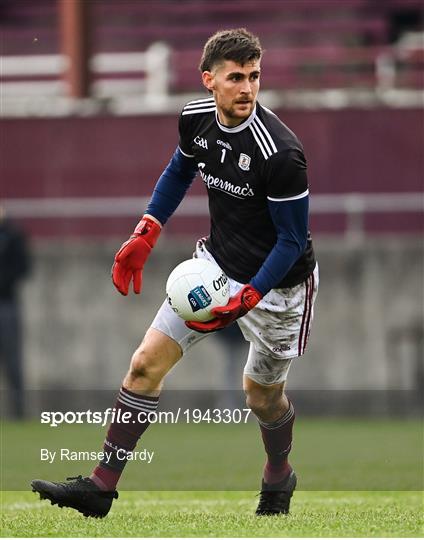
[40,408,252,427]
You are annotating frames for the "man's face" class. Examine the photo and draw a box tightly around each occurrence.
[202,59,260,127]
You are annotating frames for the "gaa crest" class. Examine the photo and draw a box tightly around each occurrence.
[238,153,251,171]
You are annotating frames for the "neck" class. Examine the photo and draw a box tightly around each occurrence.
[215,104,257,132]
[216,110,244,128]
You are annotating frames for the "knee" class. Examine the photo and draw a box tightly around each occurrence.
[245,391,277,418]
[244,383,287,421]
[128,343,165,385]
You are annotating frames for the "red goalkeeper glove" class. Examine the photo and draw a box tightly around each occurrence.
[185,284,262,333]
[112,216,161,295]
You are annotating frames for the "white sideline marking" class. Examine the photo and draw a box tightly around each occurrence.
[2,497,253,511]
[2,501,45,511]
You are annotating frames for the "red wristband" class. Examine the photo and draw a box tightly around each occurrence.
[133,216,161,248]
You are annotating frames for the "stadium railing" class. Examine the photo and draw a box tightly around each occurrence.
[1,42,170,100]
[1,0,422,106]
[4,193,423,240]
[2,40,422,109]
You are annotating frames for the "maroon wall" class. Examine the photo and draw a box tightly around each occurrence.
[1,109,422,237]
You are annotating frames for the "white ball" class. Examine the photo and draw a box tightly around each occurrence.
[166,258,230,322]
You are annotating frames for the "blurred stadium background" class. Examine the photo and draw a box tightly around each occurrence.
[1,0,423,417]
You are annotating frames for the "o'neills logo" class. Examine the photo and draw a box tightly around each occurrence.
[197,163,254,199]
[213,273,228,291]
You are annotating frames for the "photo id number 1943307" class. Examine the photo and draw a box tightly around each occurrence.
[183,408,251,423]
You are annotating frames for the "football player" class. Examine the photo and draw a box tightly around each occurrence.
[32,28,318,518]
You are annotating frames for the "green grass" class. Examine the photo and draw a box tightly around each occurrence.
[1,418,423,536]
[1,490,422,537]
[1,419,422,490]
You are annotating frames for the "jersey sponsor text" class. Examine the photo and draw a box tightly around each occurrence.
[198,163,254,199]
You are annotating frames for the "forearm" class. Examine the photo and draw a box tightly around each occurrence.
[250,238,304,296]
[250,197,308,296]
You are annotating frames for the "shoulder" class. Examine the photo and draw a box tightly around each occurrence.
[179,96,216,138]
[180,96,216,117]
[252,104,304,160]
[0,220,25,246]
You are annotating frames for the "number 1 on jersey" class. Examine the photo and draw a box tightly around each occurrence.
[220,148,226,163]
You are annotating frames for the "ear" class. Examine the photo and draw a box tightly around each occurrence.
[202,71,214,92]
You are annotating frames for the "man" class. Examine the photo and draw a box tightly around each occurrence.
[0,207,31,418]
[32,28,318,518]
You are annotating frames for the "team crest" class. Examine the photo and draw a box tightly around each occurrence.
[238,153,251,171]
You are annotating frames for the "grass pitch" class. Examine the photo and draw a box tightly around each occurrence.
[2,418,422,491]
[1,490,422,537]
[1,417,422,536]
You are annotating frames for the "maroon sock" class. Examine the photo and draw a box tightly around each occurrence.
[90,387,159,491]
[258,399,295,485]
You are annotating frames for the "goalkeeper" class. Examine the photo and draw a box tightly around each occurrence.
[32,27,318,518]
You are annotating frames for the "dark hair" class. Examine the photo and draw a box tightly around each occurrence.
[199,28,262,72]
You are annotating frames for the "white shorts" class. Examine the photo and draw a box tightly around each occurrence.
[151,239,319,385]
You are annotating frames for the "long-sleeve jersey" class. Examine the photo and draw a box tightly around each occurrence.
[147,98,316,293]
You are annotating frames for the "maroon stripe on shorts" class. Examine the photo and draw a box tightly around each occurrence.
[302,271,315,354]
[298,274,311,356]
